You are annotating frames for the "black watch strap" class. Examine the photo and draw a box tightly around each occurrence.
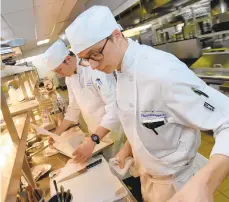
[91,134,100,144]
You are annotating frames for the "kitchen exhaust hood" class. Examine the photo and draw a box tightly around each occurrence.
[141,0,192,14]
[116,0,204,29]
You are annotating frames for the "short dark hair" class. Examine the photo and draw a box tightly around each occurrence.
[68,50,75,56]
[63,50,75,63]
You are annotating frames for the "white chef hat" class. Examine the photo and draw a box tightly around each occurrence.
[44,40,70,71]
[65,6,122,55]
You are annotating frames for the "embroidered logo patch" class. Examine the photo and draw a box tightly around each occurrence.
[204,102,214,111]
[86,80,92,86]
[96,78,102,90]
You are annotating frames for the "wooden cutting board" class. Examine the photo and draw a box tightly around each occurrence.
[50,156,128,202]
[33,124,114,158]
[54,131,114,158]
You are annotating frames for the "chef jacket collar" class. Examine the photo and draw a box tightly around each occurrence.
[120,38,137,73]
[75,62,83,75]
[69,63,81,78]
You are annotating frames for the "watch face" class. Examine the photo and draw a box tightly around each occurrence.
[92,134,99,144]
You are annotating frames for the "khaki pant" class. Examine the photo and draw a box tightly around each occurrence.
[140,154,208,202]
[140,172,193,202]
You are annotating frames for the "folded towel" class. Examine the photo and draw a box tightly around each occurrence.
[109,157,134,180]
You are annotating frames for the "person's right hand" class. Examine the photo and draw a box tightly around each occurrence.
[48,136,55,148]
[72,137,96,164]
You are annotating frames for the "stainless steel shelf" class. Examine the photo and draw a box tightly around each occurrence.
[198,30,229,39]
[203,51,229,55]
[196,74,229,81]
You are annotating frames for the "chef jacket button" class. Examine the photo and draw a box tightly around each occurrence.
[129,103,134,108]
[128,75,133,82]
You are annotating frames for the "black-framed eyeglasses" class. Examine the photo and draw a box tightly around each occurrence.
[78,37,109,67]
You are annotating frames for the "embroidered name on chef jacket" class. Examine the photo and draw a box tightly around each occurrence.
[96,78,102,90]
[141,110,167,119]
[86,80,92,87]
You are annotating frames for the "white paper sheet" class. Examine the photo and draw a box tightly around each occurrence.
[31,124,85,157]
[31,124,63,142]
[32,124,114,158]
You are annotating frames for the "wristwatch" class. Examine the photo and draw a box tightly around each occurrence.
[91,134,100,144]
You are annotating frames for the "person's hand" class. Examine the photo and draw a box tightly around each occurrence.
[168,154,229,202]
[48,136,55,149]
[115,145,132,169]
[167,170,214,202]
[72,137,96,164]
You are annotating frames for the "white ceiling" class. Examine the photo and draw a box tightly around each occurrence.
[1,0,80,52]
[1,0,138,54]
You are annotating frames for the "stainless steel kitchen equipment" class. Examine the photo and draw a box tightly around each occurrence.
[191,48,229,85]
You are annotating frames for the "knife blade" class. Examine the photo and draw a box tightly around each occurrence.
[57,158,102,183]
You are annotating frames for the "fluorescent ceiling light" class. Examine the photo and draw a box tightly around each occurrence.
[123,24,152,37]
[37,39,50,46]
[220,2,227,13]
[134,24,152,31]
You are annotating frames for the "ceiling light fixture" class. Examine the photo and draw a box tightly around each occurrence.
[134,24,152,31]
[123,24,152,37]
[37,39,50,46]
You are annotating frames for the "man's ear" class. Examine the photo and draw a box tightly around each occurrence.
[65,55,72,64]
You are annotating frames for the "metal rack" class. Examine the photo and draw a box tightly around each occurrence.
[0,38,44,201]
[1,67,40,118]
[0,89,36,202]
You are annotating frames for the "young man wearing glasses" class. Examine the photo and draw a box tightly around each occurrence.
[65,6,229,202]
[44,40,124,162]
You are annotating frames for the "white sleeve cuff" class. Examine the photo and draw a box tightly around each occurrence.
[64,115,78,123]
[210,129,229,158]
[100,120,121,132]
[64,110,80,123]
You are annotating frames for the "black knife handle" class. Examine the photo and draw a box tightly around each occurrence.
[53,180,58,192]
[86,159,102,169]
[53,180,61,202]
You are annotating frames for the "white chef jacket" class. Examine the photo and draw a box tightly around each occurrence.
[116,38,229,178]
[64,65,120,133]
